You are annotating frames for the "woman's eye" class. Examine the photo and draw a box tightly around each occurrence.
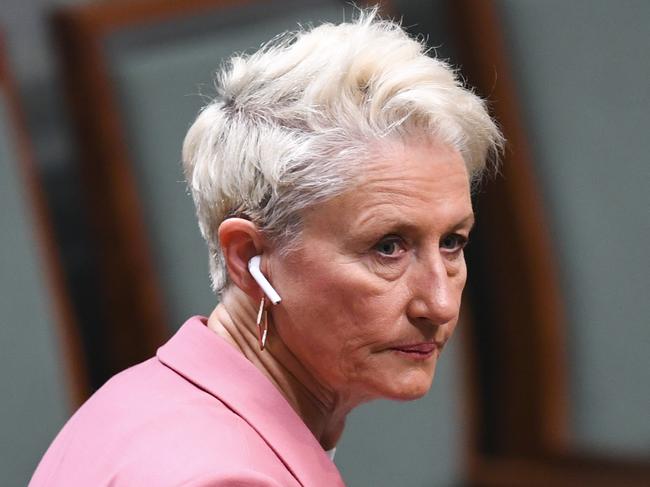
[440,234,468,253]
[373,236,405,257]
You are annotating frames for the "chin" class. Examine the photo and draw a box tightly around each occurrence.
[391,383,433,401]
[382,368,436,401]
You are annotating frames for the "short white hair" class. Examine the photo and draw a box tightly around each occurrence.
[182,8,503,293]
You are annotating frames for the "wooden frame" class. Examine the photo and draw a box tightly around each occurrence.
[449,1,650,485]
[52,0,378,378]
[0,35,88,407]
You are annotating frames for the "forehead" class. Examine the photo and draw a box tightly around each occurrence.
[302,139,473,238]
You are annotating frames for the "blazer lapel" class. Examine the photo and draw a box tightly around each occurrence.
[157,316,345,487]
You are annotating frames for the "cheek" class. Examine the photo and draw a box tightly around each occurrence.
[277,248,397,317]
[278,262,392,340]
[271,259,351,346]
[271,256,407,365]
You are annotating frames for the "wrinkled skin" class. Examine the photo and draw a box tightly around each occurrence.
[268,138,474,408]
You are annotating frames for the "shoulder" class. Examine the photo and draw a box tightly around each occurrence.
[31,358,298,486]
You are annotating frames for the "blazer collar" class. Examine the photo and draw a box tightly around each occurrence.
[157,316,345,487]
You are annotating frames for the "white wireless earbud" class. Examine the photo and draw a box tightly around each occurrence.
[247,255,282,305]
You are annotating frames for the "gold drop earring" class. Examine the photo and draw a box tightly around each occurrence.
[256,296,269,350]
[248,255,281,351]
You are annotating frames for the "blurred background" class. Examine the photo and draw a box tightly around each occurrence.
[0,0,648,485]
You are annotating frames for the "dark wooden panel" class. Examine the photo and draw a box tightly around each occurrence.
[450,0,568,457]
[0,35,88,406]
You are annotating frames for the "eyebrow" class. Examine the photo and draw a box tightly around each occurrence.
[452,213,476,232]
[353,210,476,238]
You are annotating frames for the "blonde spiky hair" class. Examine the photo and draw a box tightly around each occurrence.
[182,7,503,293]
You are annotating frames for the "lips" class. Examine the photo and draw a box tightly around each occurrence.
[390,342,437,354]
[390,341,442,356]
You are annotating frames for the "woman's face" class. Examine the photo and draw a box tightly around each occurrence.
[268,138,474,405]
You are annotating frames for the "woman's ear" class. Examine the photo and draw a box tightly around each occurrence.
[218,218,264,299]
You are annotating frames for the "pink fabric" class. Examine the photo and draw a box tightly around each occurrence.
[30,316,345,486]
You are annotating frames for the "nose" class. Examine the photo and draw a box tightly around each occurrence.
[406,254,459,326]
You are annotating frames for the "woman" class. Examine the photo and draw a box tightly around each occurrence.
[31,9,502,486]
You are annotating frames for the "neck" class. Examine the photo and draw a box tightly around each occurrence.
[207,287,351,450]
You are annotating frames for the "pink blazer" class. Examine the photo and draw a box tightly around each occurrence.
[30,316,345,486]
